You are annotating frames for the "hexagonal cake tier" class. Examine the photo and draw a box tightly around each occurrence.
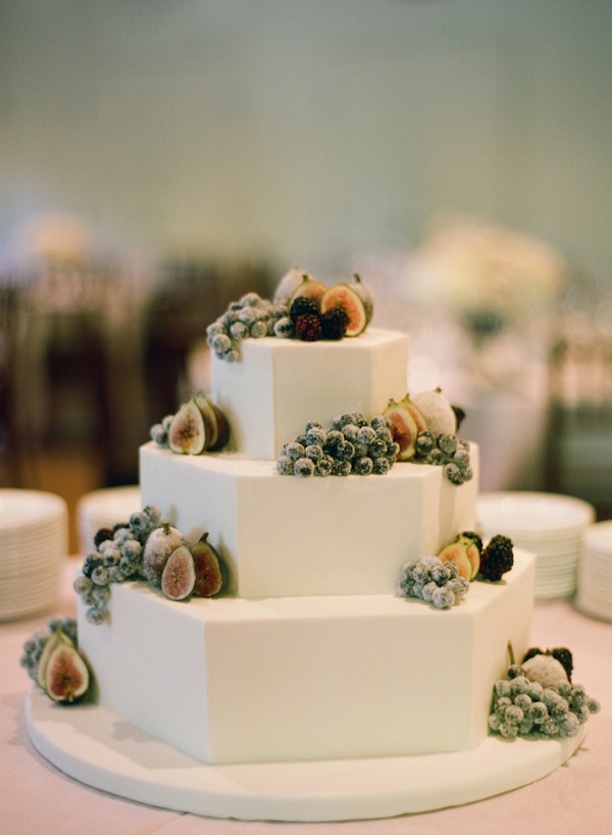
[78,549,535,765]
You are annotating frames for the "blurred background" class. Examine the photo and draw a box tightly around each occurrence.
[1,0,611,552]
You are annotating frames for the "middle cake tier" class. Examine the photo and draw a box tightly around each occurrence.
[140,443,479,599]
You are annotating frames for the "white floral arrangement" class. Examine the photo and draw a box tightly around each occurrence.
[411,216,567,325]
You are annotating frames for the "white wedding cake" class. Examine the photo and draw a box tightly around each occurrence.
[25,271,597,822]
[77,317,535,765]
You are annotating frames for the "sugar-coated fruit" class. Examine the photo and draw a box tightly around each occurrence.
[320,284,367,337]
[168,399,206,455]
[142,523,185,585]
[411,388,457,436]
[45,642,90,703]
[399,394,428,435]
[193,391,220,449]
[437,539,473,580]
[521,654,569,688]
[273,266,314,305]
[383,399,418,460]
[347,273,374,325]
[161,545,196,601]
[289,274,327,308]
[191,532,226,597]
[457,532,482,578]
[35,629,73,690]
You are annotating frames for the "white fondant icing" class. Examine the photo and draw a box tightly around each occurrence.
[77,550,535,766]
[139,441,479,598]
[211,329,409,459]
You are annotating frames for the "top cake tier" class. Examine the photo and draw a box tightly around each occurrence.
[211,328,409,460]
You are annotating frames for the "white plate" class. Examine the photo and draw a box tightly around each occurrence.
[77,486,141,553]
[0,489,67,530]
[583,521,612,553]
[477,492,595,534]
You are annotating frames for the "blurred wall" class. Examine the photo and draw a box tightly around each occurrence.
[0,0,611,278]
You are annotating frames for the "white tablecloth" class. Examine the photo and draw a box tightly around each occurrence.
[2,557,611,835]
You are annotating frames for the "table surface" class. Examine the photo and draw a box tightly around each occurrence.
[2,557,611,835]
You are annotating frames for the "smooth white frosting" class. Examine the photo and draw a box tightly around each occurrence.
[140,441,479,598]
[211,328,409,459]
[78,549,536,765]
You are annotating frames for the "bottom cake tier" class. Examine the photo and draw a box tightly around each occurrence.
[26,684,585,822]
[77,550,535,766]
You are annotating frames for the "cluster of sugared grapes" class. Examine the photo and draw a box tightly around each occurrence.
[488,664,600,739]
[413,431,473,485]
[276,413,400,477]
[397,556,470,609]
[206,293,288,362]
[149,413,174,447]
[20,616,78,682]
[73,505,162,625]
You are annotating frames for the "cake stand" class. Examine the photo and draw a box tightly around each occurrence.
[26,687,586,822]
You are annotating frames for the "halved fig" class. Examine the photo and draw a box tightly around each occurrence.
[383,399,418,460]
[290,275,327,308]
[458,532,482,579]
[45,643,90,703]
[194,391,219,450]
[210,403,230,451]
[399,394,428,434]
[161,544,196,600]
[438,540,473,580]
[192,532,226,597]
[168,398,206,455]
[320,284,367,337]
[36,629,74,690]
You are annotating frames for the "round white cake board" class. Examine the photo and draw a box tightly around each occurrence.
[26,687,586,822]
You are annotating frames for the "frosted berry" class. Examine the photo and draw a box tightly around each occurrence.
[480,535,514,581]
[294,312,322,341]
[290,296,319,323]
[320,306,349,340]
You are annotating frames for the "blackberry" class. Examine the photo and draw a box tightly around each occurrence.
[479,534,514,581]
[452,404,466,430]
[94,527,114,547]
[320,306,349,340]
[290,296,319,323]
[551,648,574,681]
[294,312,322,341]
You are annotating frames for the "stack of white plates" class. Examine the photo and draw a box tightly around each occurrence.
[576,521,612,622]
[77,486,141,554]
[0,489,68,621]
[476,491,596,600]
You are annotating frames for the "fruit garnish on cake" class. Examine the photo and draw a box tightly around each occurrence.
[437,532,514,583]
[488,643,600,740]
[382,388,473,485]
[276,388,472,483]
[21,617,90,704]
[397,531,515,607]
[72,506,228,625]
[397,556,470,609]
[206,268,374,361]
[276,413,400,477]
[150,393,229,455]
